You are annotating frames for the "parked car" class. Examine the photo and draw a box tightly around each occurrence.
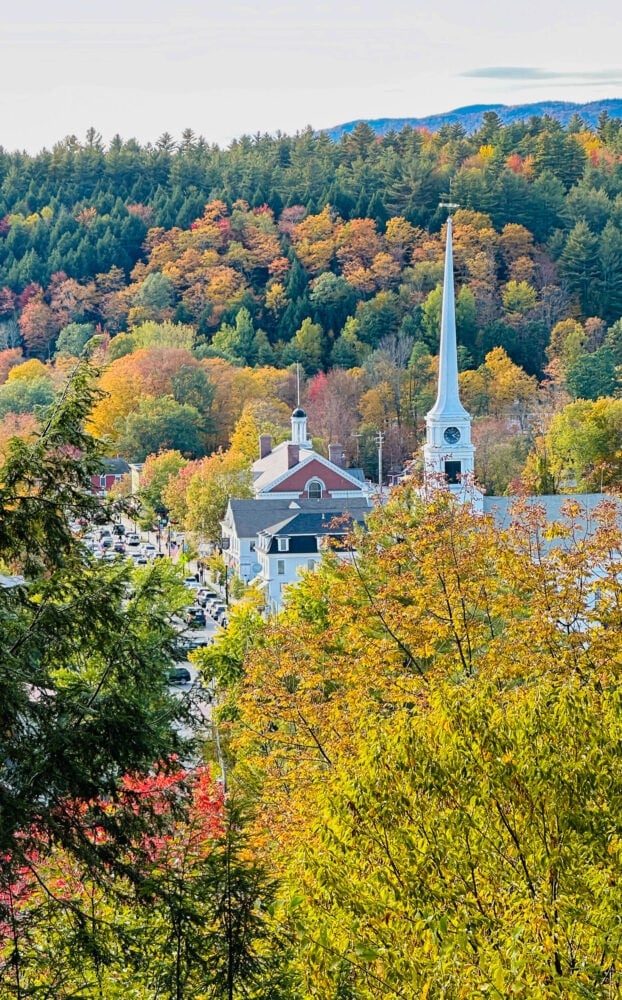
[186,606,206,628]
[168,666,191,685]
[126,533,141,547]
[176,634,212,654]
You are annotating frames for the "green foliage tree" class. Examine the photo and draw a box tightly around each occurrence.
[0,364,189,891]
[421,284,442,351]
[560,220,601,317]
[54,320,96,357]
[118,395,206,460]
[565,344,618,400]
[0,374,55,418]
[309,271,358,334]
[194,589,266,691]
[502,279,538,315]
[330,316,368,367]
[210,307,258,366]
[281,317,325,374]
[531,396,622,490]
[131,270,175,320]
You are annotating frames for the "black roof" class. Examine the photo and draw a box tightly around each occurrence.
[259,509,367,555]
[291,407,306,418]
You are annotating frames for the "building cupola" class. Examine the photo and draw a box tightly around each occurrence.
[291,406,311,448]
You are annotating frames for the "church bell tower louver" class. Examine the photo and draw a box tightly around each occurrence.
[423,215,482,510]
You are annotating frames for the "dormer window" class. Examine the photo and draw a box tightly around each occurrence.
[307,479,323,500]
[277,537,289,552]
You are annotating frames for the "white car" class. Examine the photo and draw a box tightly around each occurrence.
[183,577,201,590]
[142,543,157,557]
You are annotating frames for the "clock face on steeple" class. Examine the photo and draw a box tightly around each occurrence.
[444,426,461,445]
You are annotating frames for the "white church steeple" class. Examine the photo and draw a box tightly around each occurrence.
[423,215,482,509]
[427,216,469,424]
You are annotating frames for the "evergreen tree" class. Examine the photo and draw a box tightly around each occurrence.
[0,364,189,887]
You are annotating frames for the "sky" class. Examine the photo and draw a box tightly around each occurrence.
[1,0,622,154]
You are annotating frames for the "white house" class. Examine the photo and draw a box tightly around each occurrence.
[255,506,367,612]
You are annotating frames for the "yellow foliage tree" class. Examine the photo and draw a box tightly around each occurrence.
[6,358,49,382]
[233,489,622,997]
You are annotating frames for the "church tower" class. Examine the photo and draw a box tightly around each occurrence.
[423,216,482,509]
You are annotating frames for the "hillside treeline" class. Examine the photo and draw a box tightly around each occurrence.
[1,112,622,491]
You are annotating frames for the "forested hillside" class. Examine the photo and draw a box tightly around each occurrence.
[1,110,622,495]
[4,112,622,996]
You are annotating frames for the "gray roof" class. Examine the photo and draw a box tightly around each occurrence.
[483,493,622,529]
[226,496,372,539]
[102,457,131,475]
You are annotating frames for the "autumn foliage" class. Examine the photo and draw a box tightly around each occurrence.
[232,488,622,996]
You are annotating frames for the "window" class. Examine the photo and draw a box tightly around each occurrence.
[277,537,289,552]
[277,560,285,575]
[307,480,322,500]
[445,460,461,484]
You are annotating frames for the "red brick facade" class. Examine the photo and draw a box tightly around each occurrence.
[265,458,362,497]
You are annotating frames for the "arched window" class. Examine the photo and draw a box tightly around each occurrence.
[307,479,323,500]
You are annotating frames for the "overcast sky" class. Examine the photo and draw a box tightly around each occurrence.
[2,0,621,153]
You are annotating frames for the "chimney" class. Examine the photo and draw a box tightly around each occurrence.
[287,444,300,469]
[259,434,272,459]
[328,443,345,468]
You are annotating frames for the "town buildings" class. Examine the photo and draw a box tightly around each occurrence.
[221,406,373,610]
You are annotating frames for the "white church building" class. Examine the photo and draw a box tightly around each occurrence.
[423,213,619,535]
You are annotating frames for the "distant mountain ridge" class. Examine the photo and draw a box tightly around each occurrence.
[323,99,622,140]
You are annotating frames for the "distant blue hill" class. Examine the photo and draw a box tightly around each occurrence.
[322,100,622,140]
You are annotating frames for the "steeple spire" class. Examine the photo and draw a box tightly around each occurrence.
[422,212,481,508]
[427,216,469,421]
